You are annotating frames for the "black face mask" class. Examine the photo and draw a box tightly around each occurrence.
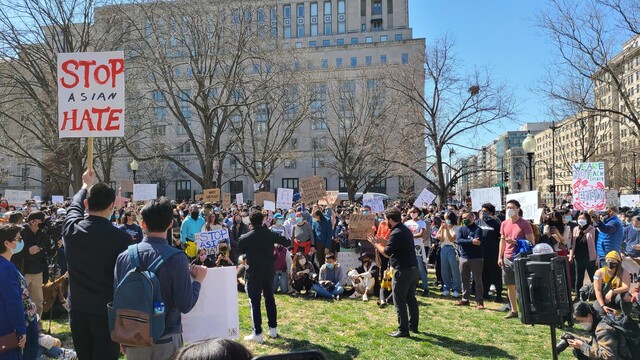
[191,211,199,220]
[607,262,618,270]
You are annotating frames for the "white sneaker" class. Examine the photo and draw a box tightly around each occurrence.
[349,293,358,299]
[362,294,369,302]
[268,327,278,338]
[442,290,450,297]
[452,291,460,298]
[62,349,78,360]
[243,332,264,344]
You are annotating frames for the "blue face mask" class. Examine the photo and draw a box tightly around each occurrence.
[11,239,24,255]
[362,211,370,215]
[295,217,303,224]
[326,263,333,269]
[633,227,640,232]
[277,220,283,226]
[115,214,120,220]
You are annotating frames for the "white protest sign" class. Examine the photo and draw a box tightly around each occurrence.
[276,188,294,210]
[182,267,239,342]
[506,190,538,220]
[264,200,276,211]
[235,193,244,205]
[195,229,230,256]
[253,182,264,192]
[57,51,125,138]
[33,196,42,203]
[572,162,606,211]
[338,251,361,286]
[414,188,436,207]
[622,258,640,291]
[470,187,502,212]
[605,190,619,209]
[52,195,65,204]
[4,190,32,206]
[132,184,157,201]
[620,194,640,208]
[362,195,384,213]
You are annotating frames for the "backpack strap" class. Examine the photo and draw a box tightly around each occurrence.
[147,246,182,274]
[128,244,141,269]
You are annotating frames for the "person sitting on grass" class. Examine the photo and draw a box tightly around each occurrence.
[38,333,78,359]
[215,242,235,267]
[348,252,379,302]
[290,252,315,295]
[312,253,344,300]
[593,250,633,316]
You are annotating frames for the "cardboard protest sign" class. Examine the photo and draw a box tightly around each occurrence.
[235,193,244,205]
[348,214,376,240]
[182,267,239,342]
[222,193,231,208]
[362,194,384,213]
[338,252,361,285]
[254,192,275,207]
[620,194,640,208]
[4,190,32,206]
[203,188,221,202]
[572,162,606,211]
[605,190,619,209]
[195,229,230,256]
[324,191,339,206]
[276,188,294,210]
[470,187,503,212]
[414,188,436,207]
[52,195,65,204]
[506,191,538,220]
[300,176,325,203]
[57,51,125,138]
[133,184,157,201]
[264,200,276,211]
[195,194,204,202]
[120,179,133,193]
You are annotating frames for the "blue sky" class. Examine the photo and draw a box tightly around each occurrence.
[408,1,553,132]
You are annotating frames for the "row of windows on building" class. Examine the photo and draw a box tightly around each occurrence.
[293,33,404,47]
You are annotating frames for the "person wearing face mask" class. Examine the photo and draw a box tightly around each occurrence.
[311,253,344,300]
[269,214,287,238]
[592,251,633,316]
[569,212,597,300]
[192,248,215,268]
[283,210,296,241]
[292,211,315,255]
[455,211,485,309]
[335,213,356,253]
[272,242,290,294]
[348,252,379,301]
[594,206,624,268]
[567,301,633,359]
[311,209,333,266]
[477,203,503,303]
[621,215,640,259]
[404,206,430,297]
[290,252,315,295]
[436,211,461,298]
[180,205,206,259]
[118,211,144,244]
[229,214,249,264]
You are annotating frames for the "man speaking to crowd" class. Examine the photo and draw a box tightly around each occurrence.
[62,169,132,359]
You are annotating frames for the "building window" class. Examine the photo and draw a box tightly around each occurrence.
[369,178,387,193]
[402,53,409,64]
[351,37,359,44]
[321,59,329,69]
[282,178,299,193]
[284,159,297,169]
[387,0,393,13]
[380,55,387,64]
[338,177,347,192]
[310,2,318,36]
[286,138,298,150]
[178,142,191,153]
[229,181,243,195]
[350,57,357,67]
[271,7,278,37]
[380,35,388,42]
[177,123,188,135]
[323,39,330,46]
[395,33,403,41]
[309,40,317,47]
[312,137,327,149]
[371,19,382,31]
[337,0,346,34]
[398,176,415,193]
[256,104,269,133]
[336,58,343,68]
[311,118,328,130]
[337,38,344,45]
[372,1,382,15]
[284,5,291,38]
[365,36,373,43]
[152,90,163,101]
[295,42,302,48]
[229,157,243,170]
[324,1,332,35]
[366,56,372,66]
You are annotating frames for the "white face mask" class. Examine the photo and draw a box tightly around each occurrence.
[578,219,587,227]
[581,321,592,331]
[506,209,516,218]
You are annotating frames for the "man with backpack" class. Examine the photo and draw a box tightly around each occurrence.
[567,301,638,359]
[113,197,207,360]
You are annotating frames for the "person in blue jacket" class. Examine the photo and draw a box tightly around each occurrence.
[594,207,623,267]
[311,209,333,266]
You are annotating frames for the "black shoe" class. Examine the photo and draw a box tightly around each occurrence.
[410,327,419,334]
[422,289,429,297]
[388,331,410,338]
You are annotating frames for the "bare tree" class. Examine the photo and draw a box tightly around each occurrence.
[385,36,516,204]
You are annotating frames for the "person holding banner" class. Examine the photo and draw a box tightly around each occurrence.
[239,211,291,344]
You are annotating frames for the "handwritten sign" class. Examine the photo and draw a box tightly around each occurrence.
[195,229,230,256]
[620,194,640,208]
[132,184,157,201]
[120,179,133,193]
[362,194,384,213]
[57,51,125,138]
[300,176,325,203]
[4,190,32,206]
[605,190,619,209]
[506,191,538,220]
[276,188,294,210]
[203,188,221,202]
[264,200,276,211]
[338,252,361,285]
[349,214,376,240]
[324,191,339,206]
[254,192,275,207]
[222,193,231,209]
[52,195,65,204]
[195,194,204,202]
[572,162,606,211]
[414,188,436,207]
[470,187,502,212]
[235,193,244,205]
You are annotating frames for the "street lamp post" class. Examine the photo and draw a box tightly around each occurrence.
[130,160,139,184]
[522,132,537,192]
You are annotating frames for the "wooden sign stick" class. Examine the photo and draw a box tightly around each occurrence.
[87,137,94,169]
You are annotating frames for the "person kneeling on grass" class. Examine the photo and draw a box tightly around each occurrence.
[38,333,78,360]
[312,253,344,300]
[290,252,315,295]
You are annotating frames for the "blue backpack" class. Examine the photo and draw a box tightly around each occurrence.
[107,244,182,347]
[514,239,533,257]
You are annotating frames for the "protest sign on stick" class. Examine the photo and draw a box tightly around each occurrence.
[195,229,230,256]
[133,184,157,201]
[572,162,606,211]
[52,195,65,204]
[4,190,32,206]
[300,177,325,203]
[413,188,436,207]
[620,194,640,208]
[348,214,376,240]
[362,194,384,213]
[235,193,244,205]
[323,191,339,206]
[470,187,503,212]
[254,192,275,207]
[222,193,231,208]
[605,190,619,209]
[506,191,538,220]
[276,188,294,210]
[264,200,276,211]
[203,188,221,202]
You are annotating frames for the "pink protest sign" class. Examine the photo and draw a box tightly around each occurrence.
[572,162,606,211]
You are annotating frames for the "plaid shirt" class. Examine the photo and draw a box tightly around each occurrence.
[579,319,633,359]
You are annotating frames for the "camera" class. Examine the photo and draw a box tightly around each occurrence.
[556,332,575,353]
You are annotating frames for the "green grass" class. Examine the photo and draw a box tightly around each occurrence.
[48,286,582,360]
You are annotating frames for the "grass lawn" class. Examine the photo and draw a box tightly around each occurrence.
[48,287,581,360]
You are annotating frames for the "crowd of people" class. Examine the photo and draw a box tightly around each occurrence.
[1,172,640,359]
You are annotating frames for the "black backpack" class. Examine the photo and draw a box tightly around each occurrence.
[602,314,640,360]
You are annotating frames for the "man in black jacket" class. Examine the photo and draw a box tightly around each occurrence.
[239,210,291,344]
[12,211,46,318]
[62,169,132,360]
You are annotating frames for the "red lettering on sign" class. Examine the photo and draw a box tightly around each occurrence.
[59,58,124,89]
[60,107,123,132]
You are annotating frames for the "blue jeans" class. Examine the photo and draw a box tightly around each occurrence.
[38,346,63,359]
[273,270,288,293]
[416,256,429,291]
[440,245,461,293]
[312,283,344,299]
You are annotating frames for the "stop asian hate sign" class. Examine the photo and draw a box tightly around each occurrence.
[57,51,125,138]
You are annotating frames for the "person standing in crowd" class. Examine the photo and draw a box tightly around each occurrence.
[569,212,597,300]
[404,206,429,297]
[311,209,332,266]
[273,242,289,294]
[114,197,206,360]
[239,211,291,344]
[499,199,534,319]
[180,204,205,258]
[594,206,623,267]
[118,211,144,244]
[293,211,314,255]
[0,224,33,360]
[283,210,296,241]
[312,253,345,300]
[622,215,640,257]
[455,211,485,309]
[62,169,132,360]
[229,213,248,266]
[477,203,503,303]
[437,211,461,298]
[202,212,225,232]
[368,207,419,338]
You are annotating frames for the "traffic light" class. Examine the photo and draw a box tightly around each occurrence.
[466,190,471,196]
[504,171,509,182]
[548,185,555,193]
[504,186,509,195]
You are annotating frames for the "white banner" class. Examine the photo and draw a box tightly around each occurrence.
[362,194,384,213]
[413,188,436,207]
[605,190,619,209]
[195,229,230,256]
[506,191,538,220]
[182,267,239,342]
[57,51,125,138]
[620,194,640,208]
[4,190,32,206]
[337,252,361,286]
[276,188,293,210]
[263,200,276,212]
[470,187,502,212]
[52,195,65,204]
[132,184,157,201]
[235,193,244,205]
